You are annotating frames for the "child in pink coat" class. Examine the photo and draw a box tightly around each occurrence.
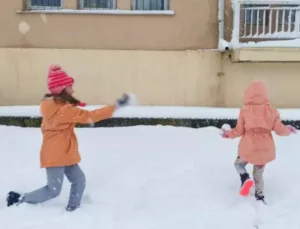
[221,81,296,202]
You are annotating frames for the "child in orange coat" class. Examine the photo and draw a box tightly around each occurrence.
[221,81,296,202]
[6,65,133,211]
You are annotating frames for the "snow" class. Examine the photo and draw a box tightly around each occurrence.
[235,39,300,49]
[0,105,300,120]
[238,0,300,4]
[218,39,230,52]
[241,32,300,39]
[0,125,300,229]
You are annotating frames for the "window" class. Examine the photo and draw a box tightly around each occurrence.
[132,0,169,10]
[79,0,116,9]
[243,5,270,25]
[27,0,62,9]
[278,7,297,25]
[243,4,299,25]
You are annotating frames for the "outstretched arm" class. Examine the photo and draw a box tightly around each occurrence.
[58,105,115,124]
[227,109,245,138]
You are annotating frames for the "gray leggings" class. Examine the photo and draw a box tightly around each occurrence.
[22,164,86,208]
[234,156,265,196]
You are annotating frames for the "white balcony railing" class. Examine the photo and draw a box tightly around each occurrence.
[232,0,300,43]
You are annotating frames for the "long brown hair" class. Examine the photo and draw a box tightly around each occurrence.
[44,89,80,106]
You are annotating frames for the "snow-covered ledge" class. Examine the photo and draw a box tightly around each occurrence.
[16,9,175,16]
[0,105,299,119]
[231,47,300,62]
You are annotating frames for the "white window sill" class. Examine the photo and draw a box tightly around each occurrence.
[16,9,175,15]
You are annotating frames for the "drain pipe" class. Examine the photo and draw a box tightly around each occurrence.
[218,0,225,40]
[218,0,230,52]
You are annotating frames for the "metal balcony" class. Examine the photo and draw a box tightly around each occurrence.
[232,0,300,45]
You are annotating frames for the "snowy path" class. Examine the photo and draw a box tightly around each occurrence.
[0,125,299,229]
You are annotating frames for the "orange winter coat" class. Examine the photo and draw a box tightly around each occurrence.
[39,98,115,168]
[227,81,290,165]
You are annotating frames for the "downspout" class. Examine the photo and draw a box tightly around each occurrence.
[217,0,226,107]
[218,0,225,41]
[218,0,230,51]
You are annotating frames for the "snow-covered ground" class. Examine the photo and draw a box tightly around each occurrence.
[0,125,299,229]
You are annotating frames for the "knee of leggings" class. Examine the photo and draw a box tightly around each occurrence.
[81,174,86,189]
[234,160,240,167]
[73,173,86,189]
[47,185,62,198]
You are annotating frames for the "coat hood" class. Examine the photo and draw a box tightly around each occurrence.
[243,81,269,105]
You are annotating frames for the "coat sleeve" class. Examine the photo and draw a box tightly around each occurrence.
[58,105,116,124]
[227,109,245,138]
[272,110,290,136]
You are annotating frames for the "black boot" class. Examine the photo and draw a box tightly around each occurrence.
[240,173,250,187]
[6,191,22,207]
[255,192,265,202]
[66,205,80,212]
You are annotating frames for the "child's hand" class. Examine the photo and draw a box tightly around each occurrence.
[115,93,137,108]
[220,124,231,138]
[221,130,230,138]
[287,125,297,134]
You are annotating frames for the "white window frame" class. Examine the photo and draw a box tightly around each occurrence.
[79,0,117,9]
[244,4,299,25]
[26,0,63,10]
[132,0,169,10]
[243,4,269,25]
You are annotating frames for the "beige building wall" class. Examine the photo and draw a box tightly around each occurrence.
[0,0,219,50]
[0,48,300,108]
[1,1,299,108]
[0,48,221,106]
[222,56,300,108]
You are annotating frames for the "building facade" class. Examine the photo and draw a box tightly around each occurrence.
[0,0,300,107]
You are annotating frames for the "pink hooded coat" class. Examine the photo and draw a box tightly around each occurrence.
[227,81,290,165]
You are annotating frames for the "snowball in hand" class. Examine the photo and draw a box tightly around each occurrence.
[127,93,138,106]
[221,123,231,131]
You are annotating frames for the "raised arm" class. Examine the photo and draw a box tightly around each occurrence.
[56,93,133,124]
[227,109,245,138]
[58,105,115,124]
